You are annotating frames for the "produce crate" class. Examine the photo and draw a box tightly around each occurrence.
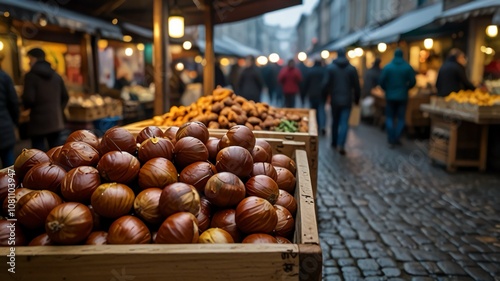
[122,108,319,197]
[105,99,123,118]
[0,149,321,281]
[432,97,500,119]
[65,105,107,122]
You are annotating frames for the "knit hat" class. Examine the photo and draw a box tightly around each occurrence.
[27,48,46,60]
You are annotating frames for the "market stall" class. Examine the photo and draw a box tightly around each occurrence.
[420,90,500,172]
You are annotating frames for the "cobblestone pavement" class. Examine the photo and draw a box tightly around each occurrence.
[317,124,500,281]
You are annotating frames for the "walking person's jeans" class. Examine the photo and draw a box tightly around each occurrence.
[385,100,407,144]
[331,105,351,148]
[284,93,296,108]
[310,98,325,133]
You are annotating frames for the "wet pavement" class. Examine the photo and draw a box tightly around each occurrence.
[317,124,500,281]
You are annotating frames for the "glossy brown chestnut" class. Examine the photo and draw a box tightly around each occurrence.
[156,212,199,244]
[245,175,279,204]
[250,162,278,181]
[57,141,100,171]
[134,188,163,224]
[17,190,63,229]
[198,228,234,243]
[215,146,254,178]
[204,172,246,208]
[29,233,54,246]
[46,145,63,163]
[66,130,100,151]
[218,125,256,152]
[275,189,297,216]
[173,136,209,169]
[107,215,151,244]
[159,182,200,217]
[22,162,67,193]
[2,188,32,217]
[251,145,271,163]
[60,166,101,203]
[0,169,20,203]
[85,231,108,245]
[275,167,297,194]
[210,209,241,242]
[14,148,50,180]
[138,137,174,163]
[273,205,295,237]
[205,137,220,164]
[91,183,135,219]
[176,121,209,143]
[45,202,93,245]
[99,127,137,155]
[271,154,297,175]
[138,157,178,190]
[179,161,217,194]
[242,233,278,243]
[196,197,212,233]
[97,151,140,184]
[255,139,273,160]
[136,126,165,144]
[163,126,179,145]
[275,236,292,244]
[235,196,278,234]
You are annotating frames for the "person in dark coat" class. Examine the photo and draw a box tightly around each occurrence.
[379,48,416,147]
[323,48,361,155]
[304,60,326,135]
[261,62,279,105]
[362,58,382,98]
[22,48,69,151]
[278,59,302,108]
[297,61,309,106]
[0,53,20,168]
[238,55,265,102]
[436,48,475,97]
[214,61,227,88]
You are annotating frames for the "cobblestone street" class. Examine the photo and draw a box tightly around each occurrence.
[317,124,500,281]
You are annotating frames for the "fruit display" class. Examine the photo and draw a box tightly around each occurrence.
[1,122,298,246]
[151,88,309,133]
[444,89,500,106]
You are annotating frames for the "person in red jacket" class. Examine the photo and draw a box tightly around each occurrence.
[278,59,302,108]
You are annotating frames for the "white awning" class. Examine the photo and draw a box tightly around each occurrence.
[440,0,500,23]
[361,3,443,45]
[197,37,261,57]
[325,27,374,51]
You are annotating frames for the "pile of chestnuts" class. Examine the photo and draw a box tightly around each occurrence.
[0,121,298,246]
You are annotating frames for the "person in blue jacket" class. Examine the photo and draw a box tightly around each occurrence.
[379,48,416,147]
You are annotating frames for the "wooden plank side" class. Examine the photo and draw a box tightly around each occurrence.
[0,244,300,281]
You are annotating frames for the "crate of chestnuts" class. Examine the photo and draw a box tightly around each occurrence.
[0,121,321,281]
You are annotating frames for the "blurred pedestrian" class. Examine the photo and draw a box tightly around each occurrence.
[297,60,309,106]
[261,62,279,105]
[0,52,20,168]
[238,55,265,102]
[362,58,382,98]
[323,48,361,155]
[214,61,227,88]
[379,48,416,147]
[22,48,69,151]
[304,60,326,135]
[436,48,475,97]
[278,59,302,108]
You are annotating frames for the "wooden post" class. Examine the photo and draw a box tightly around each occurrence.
[81,34,97,93]
[203,1,215,95]
[153,0,170,116]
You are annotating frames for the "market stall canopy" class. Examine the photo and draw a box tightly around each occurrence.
[323,27,375,52]
[20,0,302,29]
[197,36,261,57]
[361,3,443,45]
[439,0,500,24]
[0,0,123,40]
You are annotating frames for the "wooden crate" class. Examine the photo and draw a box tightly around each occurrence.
[0,150,321,281]
[65,105,107,122]
[122,108,319,197]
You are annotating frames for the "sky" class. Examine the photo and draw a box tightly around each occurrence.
[263,0,320,28]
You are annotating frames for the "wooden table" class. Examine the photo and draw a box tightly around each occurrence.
[420,104,500,172]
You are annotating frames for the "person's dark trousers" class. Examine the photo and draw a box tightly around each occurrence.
[385,100,408,144]
[31,131,63,151]
[331,105,351,148]
[0,146,15,168]
[310,98,325,134]
[284,93,296,108]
